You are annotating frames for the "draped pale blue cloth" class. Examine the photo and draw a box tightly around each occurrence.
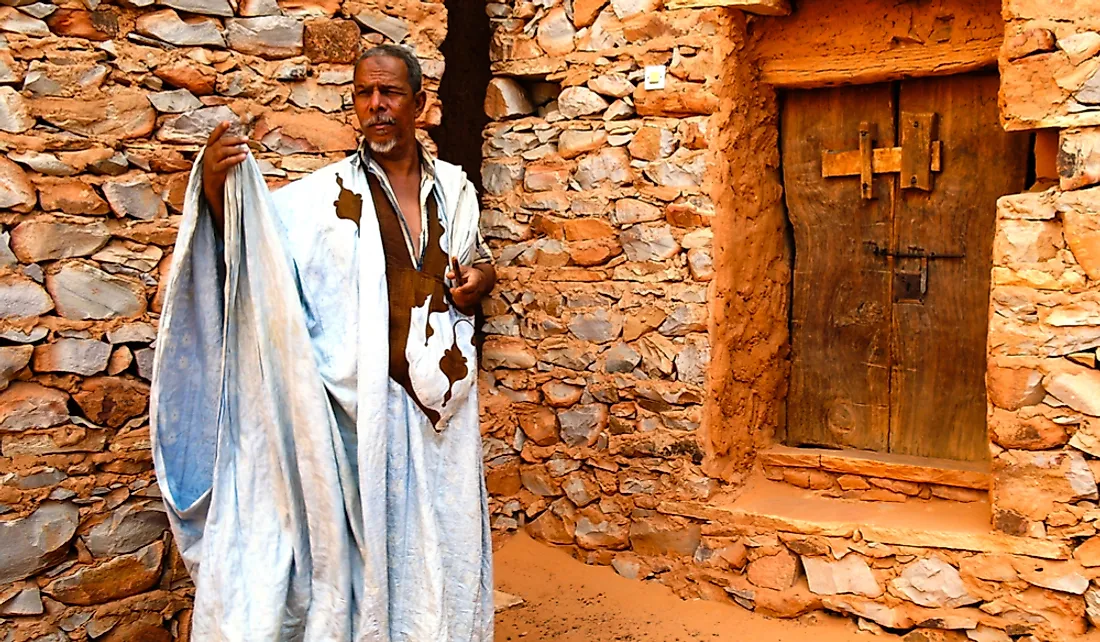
[149,151,493,642]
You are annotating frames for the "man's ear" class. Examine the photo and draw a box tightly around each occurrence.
[415,90,427,118]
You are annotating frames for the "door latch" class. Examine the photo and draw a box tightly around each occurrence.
[864,242,965,304]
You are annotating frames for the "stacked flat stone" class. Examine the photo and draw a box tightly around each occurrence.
[0,0,446,638]
[478,0,717,558]
[478,1,1100,640]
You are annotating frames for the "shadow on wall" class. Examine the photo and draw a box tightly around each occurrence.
[435,0,491,193]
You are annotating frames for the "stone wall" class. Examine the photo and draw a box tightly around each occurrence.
[6,0,1100,639]
[477,0,730,548]
[0,1,445,639]
[988,3,1100,633]
[1000,0,1100,130]
[478,0,1100,640]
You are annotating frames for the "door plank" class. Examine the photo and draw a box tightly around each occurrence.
[822,142,942,178]
[782,85,895,452]
[889,73,1029,461]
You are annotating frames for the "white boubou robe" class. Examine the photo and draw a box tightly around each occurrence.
[149,150,493,642]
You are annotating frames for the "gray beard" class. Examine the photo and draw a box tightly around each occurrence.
[368,137,398,155]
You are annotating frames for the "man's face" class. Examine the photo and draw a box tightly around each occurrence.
[353,55,425,156]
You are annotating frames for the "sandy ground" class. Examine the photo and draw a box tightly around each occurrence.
[494,533,894,642]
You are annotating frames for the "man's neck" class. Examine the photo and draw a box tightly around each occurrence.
[372,141,421,181]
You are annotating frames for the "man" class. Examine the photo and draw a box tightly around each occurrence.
[149,44,496,642]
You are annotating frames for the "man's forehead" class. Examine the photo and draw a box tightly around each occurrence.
[354,56,409,86]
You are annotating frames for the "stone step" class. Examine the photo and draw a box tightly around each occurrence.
[658,478,1071,561]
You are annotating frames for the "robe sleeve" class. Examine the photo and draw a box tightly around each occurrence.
[471,227,493,266]
[150,152,230,537]
[457,178,493,266]
[152,153,304,549]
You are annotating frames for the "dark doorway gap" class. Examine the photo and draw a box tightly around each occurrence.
[1024,132,1038,188]
[434,1,491,194]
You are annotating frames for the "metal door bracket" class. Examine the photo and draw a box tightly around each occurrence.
[864,242,965,303]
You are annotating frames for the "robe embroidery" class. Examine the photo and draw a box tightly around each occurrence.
[364,172,468,428]
[333,174,362,227]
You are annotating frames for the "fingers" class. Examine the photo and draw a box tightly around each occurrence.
[210,138,249,160]
[449,289,475,312]
[212,151,248,173]
[205,135,250,177]
[448,277,474,293]
[451,282,478,298]
[206,121,248,147]
[206,122,248,159]
[206,121,230,146]
[454,266,477,286]
[448,263,470,282]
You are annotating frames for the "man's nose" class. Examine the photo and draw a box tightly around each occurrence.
[367,89,383,110]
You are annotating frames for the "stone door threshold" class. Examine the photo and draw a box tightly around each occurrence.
[759,445,991,490]
[658,478,1070,561]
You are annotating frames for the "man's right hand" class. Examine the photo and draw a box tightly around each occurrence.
[202,121,250,229]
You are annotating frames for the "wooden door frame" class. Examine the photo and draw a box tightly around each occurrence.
[701,0,1012,480]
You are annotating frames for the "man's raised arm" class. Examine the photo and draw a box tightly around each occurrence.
[201,121,250,232]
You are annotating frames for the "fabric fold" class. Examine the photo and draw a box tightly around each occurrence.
[152,153,353,641]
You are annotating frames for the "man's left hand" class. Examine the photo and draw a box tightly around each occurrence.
[448,264,495,315]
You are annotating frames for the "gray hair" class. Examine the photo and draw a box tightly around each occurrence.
[357,44,423,94]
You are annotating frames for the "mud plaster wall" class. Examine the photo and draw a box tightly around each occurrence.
[0,2,447,640]
[703,10,787,483]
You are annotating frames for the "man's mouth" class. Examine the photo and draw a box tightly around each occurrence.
[365,115,396,132]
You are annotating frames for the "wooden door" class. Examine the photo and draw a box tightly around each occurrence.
[783,84,895,453]
[782,72,1029,462]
